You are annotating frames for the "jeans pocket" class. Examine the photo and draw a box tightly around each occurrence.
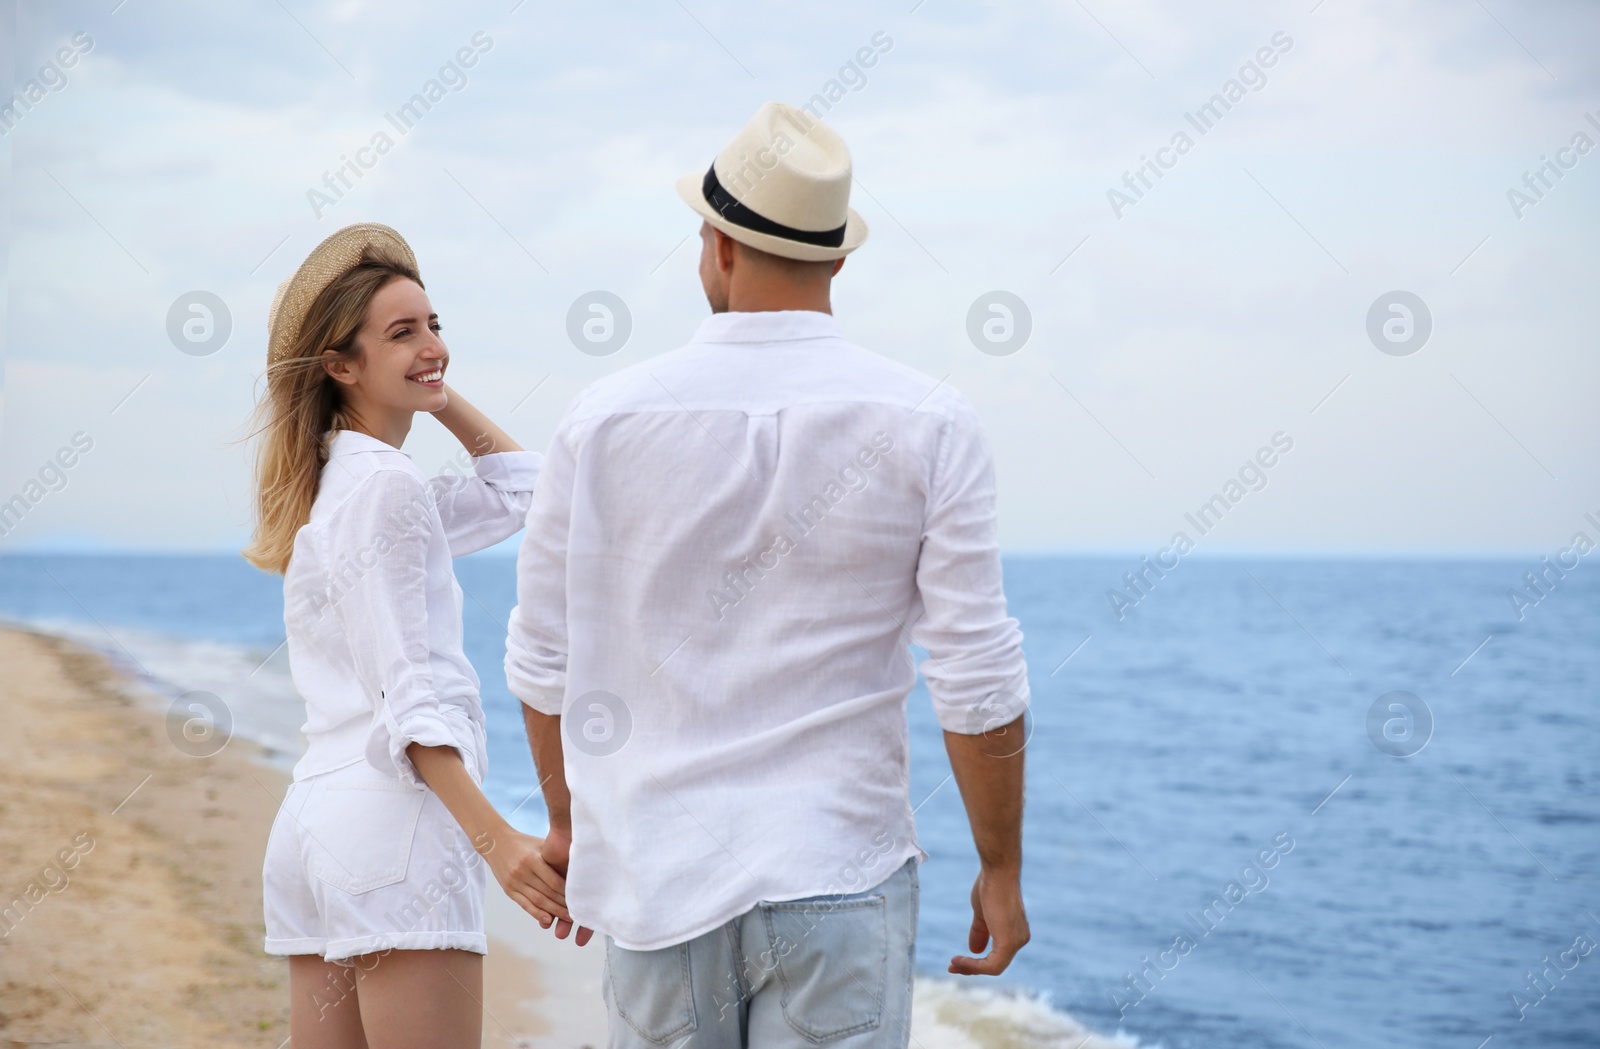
[304,777,426,895]
[604,938,697,1045]
[762,894,888,1043]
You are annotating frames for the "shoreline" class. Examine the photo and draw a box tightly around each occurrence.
[0,626,602,1047]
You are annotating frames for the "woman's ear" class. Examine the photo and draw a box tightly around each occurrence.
[322,350,359,386]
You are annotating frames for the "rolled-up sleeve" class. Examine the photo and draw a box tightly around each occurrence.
[429,450,543,556]
[505,424,575,715]
[327,468,484,787]
[909,397,1031,734]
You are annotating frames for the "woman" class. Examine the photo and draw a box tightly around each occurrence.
[246,223,565,1046]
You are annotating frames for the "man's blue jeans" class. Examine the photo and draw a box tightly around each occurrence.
[601,858,919,1049]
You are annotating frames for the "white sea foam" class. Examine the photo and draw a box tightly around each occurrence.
[6,616,307,771]
[912,977,1149,1049]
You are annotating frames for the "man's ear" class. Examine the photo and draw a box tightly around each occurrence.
[831,257,846,277]
[322,350,359,386]
[715,228,738,274]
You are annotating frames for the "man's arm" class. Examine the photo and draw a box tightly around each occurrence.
[522,706,572,832]
[906,397,1032,976]
[944,717,1029,975]
[521,706,592,945]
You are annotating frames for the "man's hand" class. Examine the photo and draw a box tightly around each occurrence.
[540,825,594,946]
[949,866,1029,976]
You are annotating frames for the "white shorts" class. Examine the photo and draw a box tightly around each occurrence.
[262,759,487,963]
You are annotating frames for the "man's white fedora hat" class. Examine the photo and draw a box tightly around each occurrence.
[676,101,868,263]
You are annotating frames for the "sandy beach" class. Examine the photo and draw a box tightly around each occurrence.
[0,626,605,1048]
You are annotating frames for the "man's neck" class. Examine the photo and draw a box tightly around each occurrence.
[723,284,832,315]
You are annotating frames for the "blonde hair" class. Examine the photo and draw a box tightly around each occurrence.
[243,249,423,574]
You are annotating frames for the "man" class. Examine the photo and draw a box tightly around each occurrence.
[506,101,1030,1048]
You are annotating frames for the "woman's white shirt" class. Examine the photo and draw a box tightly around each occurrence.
[283,429,540,787]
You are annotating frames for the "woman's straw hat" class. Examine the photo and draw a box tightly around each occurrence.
[675,102,868,263]
[267,223,418,365]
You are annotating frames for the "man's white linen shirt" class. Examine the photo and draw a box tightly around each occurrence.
[506,310,1030,951]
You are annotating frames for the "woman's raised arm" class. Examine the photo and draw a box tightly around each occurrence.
[432,383,522,456]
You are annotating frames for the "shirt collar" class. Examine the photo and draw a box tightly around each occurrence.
[326,428,406,458]
[690,310,843,345]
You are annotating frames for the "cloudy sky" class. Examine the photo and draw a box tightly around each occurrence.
[3,0,1596,555]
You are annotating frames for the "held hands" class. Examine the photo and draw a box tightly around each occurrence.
[949,865,1030,976]
[540,826,594,946]
[479,827,571,930]
[402,744,558,928]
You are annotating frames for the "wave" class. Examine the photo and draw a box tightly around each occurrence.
[913,977,1149,1049]
[4,615,306,770]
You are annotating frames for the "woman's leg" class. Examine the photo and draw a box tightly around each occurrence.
[352,948,484,1049]
[288,954,370,1049]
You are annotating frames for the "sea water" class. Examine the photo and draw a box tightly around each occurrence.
[1,553,1594,1048]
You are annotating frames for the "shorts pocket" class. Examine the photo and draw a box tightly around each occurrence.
[304,776,427,895]
[761,894,887,1043]
[604,938,697,1045]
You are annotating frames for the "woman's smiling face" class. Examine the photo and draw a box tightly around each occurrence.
[327,277,450,421]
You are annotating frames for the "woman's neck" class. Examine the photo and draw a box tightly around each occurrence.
[340,402,413,449]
